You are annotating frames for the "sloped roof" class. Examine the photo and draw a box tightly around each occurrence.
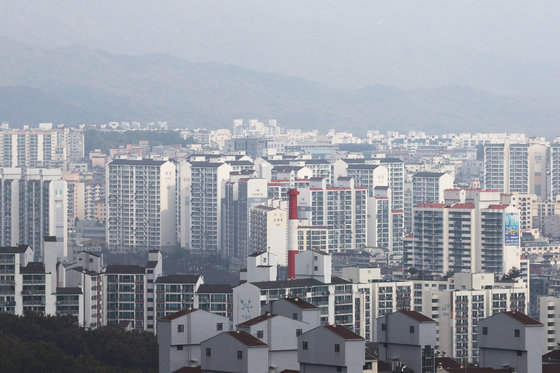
[226,331,267,346]
[323,324,364,340]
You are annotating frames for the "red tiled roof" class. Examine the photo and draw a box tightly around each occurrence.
[488,204,509,210]
[450,202,475,209]
[417,203,450,209]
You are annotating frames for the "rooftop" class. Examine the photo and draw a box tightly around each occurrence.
[159,308,198,321]
[105,265,145,274]
[226,330,267,347]
[196,284,233,294]
[400,310,436,323]
[155,274,201,284]
[238,312,277,326]
[502,311,542,326]
[0,245,31,254]
[323,324,364,340]
[283,297,319,310]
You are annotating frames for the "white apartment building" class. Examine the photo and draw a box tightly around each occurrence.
[551,143,560,199]
[223,177,268,262]
[249,205,288,265]
[484,142,531,194]
[412,171,454,208]
[405,189,521,276]
[106,158,177,252]
[189,161,232,255]
[297,225,329,253]
[539,296,560,352]
[0,168,68,259]
[298,177,367,251]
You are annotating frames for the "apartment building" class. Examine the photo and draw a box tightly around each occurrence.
[155,274,203,320]
[195,284,234,320]
[484,142,532,194]
[297,177,367,251]
[0,127,83,168]
[412,171,454,208]
[297,225,329,252]
[106,158,177,252]
[188,161,232,255]
[0,168,68,259]
[222,177,268,262]
[405,189,521,276]
[248,205,287,265]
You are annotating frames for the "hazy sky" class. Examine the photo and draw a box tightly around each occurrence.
[1,1,559,91]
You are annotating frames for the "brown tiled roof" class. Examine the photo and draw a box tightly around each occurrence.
[226,331,267,346]
[146,261,159,268]
[155,274,200,284]
[0,245,30,253]
[105,265,145,274]
[159,308,198,321]
[502,311,542,326]
[323,324,364,340]
[20,262,45,273]
[543,349,560,361]
[435,356,461,369]
[196,284,233,294]
[279,370,299,373]
[284,297,318,310]
[400,310,436,323]
[238,313,277,326]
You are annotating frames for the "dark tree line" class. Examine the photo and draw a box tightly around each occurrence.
[0,312,157,373]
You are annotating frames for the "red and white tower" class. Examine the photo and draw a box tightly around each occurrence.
[287,188,299,279]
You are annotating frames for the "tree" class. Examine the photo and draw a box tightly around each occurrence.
[503,267,521,281]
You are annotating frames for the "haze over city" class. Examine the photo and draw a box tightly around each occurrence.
[1,2,560,373]
[1,1,560,134]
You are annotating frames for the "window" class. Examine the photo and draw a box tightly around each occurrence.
[303,341,308,350]
[257,330,264,338]
[177,345,183,351]
[293,313,298,320]
[337,367,342,372]
[410,326,415,334]
[296,329,302,336]
[237,350,243,360]
[216,323,223,331]
[381,323,386,331]
[517,351,522,356]
[206,348,211,357]
[334,344,340,352]
[514,329,520,337]
[178,324,184,333]
[314,266,318,271]
[483,327,488,335]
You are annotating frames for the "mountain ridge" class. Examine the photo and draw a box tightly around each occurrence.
[0,39,558,136]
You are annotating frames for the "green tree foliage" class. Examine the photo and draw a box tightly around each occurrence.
[502,266,521,281]
[0,312,157,373]
[84,129,195,154]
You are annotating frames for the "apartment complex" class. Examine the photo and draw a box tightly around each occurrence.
[106,158,177,252]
